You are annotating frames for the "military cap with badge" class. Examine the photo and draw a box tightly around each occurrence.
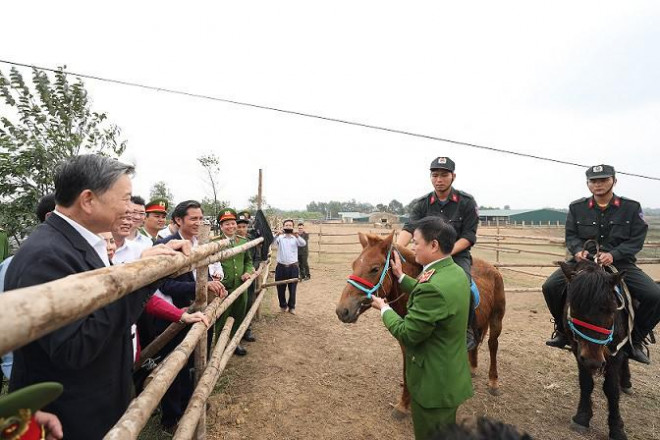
[217,208,237,224]
[236,211,251,224]
[145,198,169,215]
[429,156,456,172]
[0,382,63,440]
[586,164,615,180]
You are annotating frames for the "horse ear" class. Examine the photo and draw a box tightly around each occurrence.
[559,261,576,281]
[358,232,368,249]
[380,232,394,249]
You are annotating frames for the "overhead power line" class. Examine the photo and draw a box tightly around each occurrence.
[1,58,658,181]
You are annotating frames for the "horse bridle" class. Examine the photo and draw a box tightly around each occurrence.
[346,237,408,307]
[566,239,623,346]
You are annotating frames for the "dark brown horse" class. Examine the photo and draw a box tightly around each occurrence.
[335,232,506,416]
[560,260,632,440]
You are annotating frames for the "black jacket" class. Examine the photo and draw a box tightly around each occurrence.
[5,213,155,440]
[566,194,647,264]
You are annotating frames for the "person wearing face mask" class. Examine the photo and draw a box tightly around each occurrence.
[213,209,255,356]
[272,219,306,314]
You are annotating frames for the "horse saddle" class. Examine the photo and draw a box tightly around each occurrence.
[471,279,480,309]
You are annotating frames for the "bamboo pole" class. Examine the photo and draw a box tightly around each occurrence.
[137,265,264,369]
[0,236,265,356]
[500,267,548,278]
[174,276,269,439]
[107,268,264,439]
[173,317,234,440]
[259,278,300,290]
[477,244,566,257]
[193,226,210,440]
[478,233,565,244]
[170,238,263,278]
[257,169,263,211]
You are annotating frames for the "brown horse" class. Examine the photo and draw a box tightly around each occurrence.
[335,232,506,416]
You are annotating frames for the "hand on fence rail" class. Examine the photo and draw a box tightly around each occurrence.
[180,310,210,328]
[207,280,227,299]
[141,240,191,258]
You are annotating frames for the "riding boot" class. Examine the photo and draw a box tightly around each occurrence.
[242,326,256,343]
[545,321,569,348]
[627,335,651,364]
[466,296,478,351]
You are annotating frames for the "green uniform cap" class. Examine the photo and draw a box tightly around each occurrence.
[236,211,251,224]
[0,382,63,419]
[218,208,237,224]
[145,198,169,214]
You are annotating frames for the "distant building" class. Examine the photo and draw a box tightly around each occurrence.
[338,212,370,223]
[479,209,567,225]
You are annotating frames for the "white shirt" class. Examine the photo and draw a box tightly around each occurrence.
[157,225,176,239]
[128,232,153,252]
[112,239,144,265]
[273,234,306,264]
[52,210,110,267]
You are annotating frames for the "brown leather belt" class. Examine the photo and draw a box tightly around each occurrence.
[278,262,299,268]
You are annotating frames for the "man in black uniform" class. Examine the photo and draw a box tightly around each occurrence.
[543,164,660,364]
[396,156,480,349]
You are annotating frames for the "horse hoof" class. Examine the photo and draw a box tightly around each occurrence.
[389,403,410,420]
[487,387,502,396]
[621,386,633,395]
[609,430,628,440]
[570,421,589,434]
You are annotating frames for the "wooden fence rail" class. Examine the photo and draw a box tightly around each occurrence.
[0,237,274,356]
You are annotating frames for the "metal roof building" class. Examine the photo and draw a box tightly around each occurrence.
[479,208,567,225]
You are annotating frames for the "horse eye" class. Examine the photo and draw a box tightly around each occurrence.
[370,267,380,274]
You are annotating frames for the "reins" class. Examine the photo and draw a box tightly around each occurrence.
[566,239,632,354]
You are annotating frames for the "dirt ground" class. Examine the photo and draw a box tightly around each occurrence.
[207,226,660,440]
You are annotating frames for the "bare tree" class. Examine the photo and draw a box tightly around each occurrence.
[197,153,221,223]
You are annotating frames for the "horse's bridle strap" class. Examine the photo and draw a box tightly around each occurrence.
[348,275,375,289]
[570,317,613,335]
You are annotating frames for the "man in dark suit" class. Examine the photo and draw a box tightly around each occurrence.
[5,155,188,440]
[153,200,225,433]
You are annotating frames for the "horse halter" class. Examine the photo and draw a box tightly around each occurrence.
[567,308,615,346]
[346,244,394,300]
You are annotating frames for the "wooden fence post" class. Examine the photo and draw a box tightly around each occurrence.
[193,225,210,440]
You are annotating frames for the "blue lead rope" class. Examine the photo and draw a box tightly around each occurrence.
[347,246,394,299]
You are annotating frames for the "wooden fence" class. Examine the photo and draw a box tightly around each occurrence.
[0,232,277,439]
[305,223,660,291]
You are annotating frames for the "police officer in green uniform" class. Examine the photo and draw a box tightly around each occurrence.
[140,199,169,243]
[236,210,257,343]
[543,164,660,364]
[397,156,480,350]
[373,217,473,439]
[213,209,255,356]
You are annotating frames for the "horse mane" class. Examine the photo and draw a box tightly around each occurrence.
[568,260,617,314]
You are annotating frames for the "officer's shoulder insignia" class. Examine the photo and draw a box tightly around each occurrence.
[418,269,435,283]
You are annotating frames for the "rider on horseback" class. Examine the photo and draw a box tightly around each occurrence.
[396,156,480,350]
[542,164,660,364]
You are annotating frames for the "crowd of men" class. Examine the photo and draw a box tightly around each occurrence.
[0,154,303,439]
[1,152,658,440]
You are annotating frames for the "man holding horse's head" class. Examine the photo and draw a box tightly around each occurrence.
[372,217,473,440]
[543,164,660,364]
[397,156,480,350]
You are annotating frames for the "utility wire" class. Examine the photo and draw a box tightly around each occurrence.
[1,58,658,181]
